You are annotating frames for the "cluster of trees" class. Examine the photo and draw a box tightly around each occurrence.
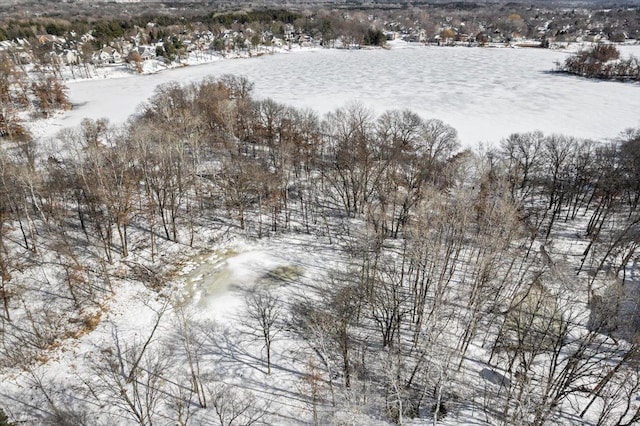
[1,75,640,424]
[285,127,640,424]
[501,130,640,284]
[156,36,185,62]
[558,44,640,81]
[209,9,302,27]
[0,52,70,142]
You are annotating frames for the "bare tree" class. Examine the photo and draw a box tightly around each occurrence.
[174,309,208,409]
[209,382,269,426]
[86,302,170,426]
[500,131,544,201]
[321,103,382,218]
[245,287,282,375]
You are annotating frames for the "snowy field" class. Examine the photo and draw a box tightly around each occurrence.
[38,43,640,147]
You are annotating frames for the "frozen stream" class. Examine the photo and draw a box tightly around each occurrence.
[42,44,640,147]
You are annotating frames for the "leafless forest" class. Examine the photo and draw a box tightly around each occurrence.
[0,72,639,424]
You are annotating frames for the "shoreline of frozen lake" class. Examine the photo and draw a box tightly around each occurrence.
[35,44,640,147]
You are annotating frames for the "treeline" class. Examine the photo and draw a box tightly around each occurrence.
[557,44,640,81]
[0,9,303,42]
[0,8,381,49]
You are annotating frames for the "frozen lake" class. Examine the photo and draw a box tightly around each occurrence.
[49,44,640,147]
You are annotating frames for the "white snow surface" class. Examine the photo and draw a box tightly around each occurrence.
[5,44,640,425]
[36,44,640,148]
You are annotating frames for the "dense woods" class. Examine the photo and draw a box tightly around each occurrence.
[0,74,639,424]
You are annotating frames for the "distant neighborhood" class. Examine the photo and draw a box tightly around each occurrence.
[0,5,638,79]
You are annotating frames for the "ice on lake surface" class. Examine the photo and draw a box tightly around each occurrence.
[56,45,640,147]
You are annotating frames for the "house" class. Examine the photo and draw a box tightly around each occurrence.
[0,40,13,51]
[222,29,234,40]
[80,33,95,44]
[127,46,156,61]
[192,31,214,50]
[283,24,296,41]
[455,33,471,43]
[94,46,122,64]
[36,34,65,52]
[59,49,78,65]
[0,41,33,64]
[37,34,65,45]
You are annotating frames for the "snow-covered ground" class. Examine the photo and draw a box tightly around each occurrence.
[4,43,640,425]
[35,43,640,148]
